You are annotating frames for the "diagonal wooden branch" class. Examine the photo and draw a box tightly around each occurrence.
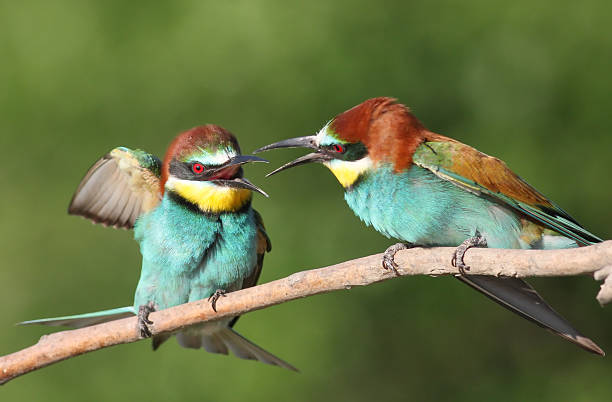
[2,241,612,385]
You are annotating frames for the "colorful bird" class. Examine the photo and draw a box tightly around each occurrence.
[255,97,604,355]
[21,125,297,370]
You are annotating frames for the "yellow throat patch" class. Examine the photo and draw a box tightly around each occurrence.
[168,178,252,213]
[324,158,372,188]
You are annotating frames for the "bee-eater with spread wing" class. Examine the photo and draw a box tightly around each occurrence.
[21,124,297,370]
[256,97,604,356]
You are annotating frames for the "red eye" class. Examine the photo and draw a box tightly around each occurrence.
[333,144,345,153]
[192,163,205,174]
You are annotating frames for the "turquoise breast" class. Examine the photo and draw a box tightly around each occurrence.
[344,165,526,249]
[132,195,258,309]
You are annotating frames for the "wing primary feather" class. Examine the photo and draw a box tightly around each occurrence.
[68,158,115,216]
[128,200,143,227]
[412,140,604,354]
[68,148,162,229]
[108,179,132,227]
[417,159,601,246]
[69,156,112,206]
[96,177,126,221]
[456,275,604,355]
[118,192,138,228]
[85,166,122,218]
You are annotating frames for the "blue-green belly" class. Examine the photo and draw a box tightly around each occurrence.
[132,196,258,310]
[344,165,574,250]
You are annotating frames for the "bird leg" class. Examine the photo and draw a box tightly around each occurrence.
[208,289,227,312]
[137,301,156,338]
[451,231,488,275]
[382,242,415,276]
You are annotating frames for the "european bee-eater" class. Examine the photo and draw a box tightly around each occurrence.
[256,97,604,355]
[21,125,297,370]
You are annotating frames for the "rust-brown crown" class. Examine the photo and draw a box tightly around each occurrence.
[330,97,442,171]
[160,125,241,191]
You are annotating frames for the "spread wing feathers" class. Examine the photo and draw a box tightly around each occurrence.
[413,140,602,246]
[68,147,162,229]
[229,209,271,328]
[456,275,604,355]
[18,306,135,328]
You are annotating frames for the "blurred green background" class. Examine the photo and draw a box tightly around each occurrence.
[2,0,612,400]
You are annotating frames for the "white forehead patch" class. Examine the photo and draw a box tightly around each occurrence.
[315,122,336,146]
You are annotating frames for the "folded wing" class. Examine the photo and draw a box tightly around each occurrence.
[229,208,271,328]
[413,137,604,355]
[413,138,602,245]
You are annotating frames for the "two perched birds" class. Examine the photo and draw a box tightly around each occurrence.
[22,97,605,370]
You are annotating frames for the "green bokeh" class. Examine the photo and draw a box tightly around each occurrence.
[2,1,611,400]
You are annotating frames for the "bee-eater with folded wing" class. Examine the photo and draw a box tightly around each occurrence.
[256,97,604,356]
[22,124,297,370]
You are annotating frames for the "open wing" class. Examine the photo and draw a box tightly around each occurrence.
[68,147,162,229]
[413,139,602,246]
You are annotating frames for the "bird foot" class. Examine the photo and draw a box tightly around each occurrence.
[208,289,227,312]
[137,301,156,338]
[451,231,488,275]
[382,242,414,276]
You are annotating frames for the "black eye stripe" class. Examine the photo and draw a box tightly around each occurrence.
[169,159,244,181]
[169,160,213,180]
[321,142,367,161]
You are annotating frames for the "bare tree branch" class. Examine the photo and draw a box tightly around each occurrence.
[2,241,612,385]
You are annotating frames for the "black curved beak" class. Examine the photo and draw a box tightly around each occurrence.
[253,136,318,153]
[264,152,331,177]
[254,136,329,177]
[208,154,268,174]
[210,154,269,197]
[212,177,269,198]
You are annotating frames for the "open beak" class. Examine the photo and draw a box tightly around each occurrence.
[264,153,332,177]
[254,136,330,177]
[210,154,269,197]
[254,136,318,153]
[212,177,269,198]
[208,154,268,174]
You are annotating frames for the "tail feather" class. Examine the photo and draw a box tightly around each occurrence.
[18,306,136,328]
[175,331,228,353]
[175,327,297,371]
[20,307,299,368]
[216,329,261,361]
[152,334,172,351]
[199,333,229,354]
[457,275,604,356]
[216,328,298,371]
